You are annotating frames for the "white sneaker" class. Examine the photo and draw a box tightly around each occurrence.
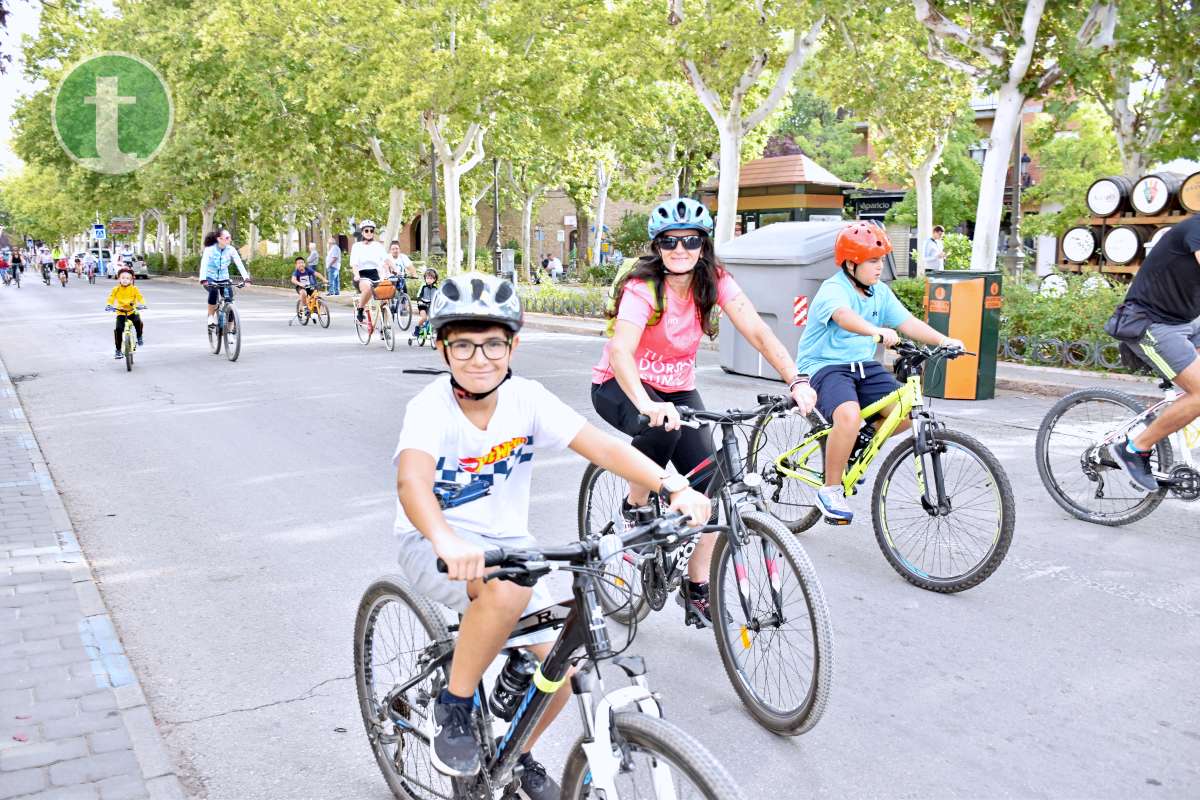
[207,314,217,327]
[816,486,853,525]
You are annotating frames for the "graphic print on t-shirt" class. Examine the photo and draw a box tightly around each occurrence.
[434,435,536,508]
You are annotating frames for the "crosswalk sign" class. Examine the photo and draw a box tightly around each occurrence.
[93,223,107,240]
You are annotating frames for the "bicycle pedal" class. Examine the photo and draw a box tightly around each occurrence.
[823,516,852,526]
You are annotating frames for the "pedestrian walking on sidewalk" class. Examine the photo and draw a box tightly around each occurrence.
[326,236,342,295]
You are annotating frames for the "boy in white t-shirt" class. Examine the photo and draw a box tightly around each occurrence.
[393,273,710,793]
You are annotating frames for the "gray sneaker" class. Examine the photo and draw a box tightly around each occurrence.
[518,752,560,800]
[1107,440,1158,493]
[816,486,853,525]
[429,698,480,777]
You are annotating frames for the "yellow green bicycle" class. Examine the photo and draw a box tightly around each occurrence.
[746,341,1015,593]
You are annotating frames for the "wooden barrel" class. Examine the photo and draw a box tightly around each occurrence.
[1061,226,1099,263]
[1087,175,1133,217]
[1131,172,1185,215]
[1102,225,1155,265]
[1180,172,1200,214]
[1145,225,1173,256]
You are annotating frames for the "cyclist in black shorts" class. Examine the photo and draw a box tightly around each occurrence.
[1106,214,1200,491]
[350,220,396,322]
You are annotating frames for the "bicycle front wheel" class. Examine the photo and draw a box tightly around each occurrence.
[356,308,372,345]
[1035,388,1171,526]
[223,305,242,362]
[709,511,833,735]
[561,712,744,800]
[872,429,1015,593]
[577,464,650,625]
[124,335,134,372]
[209,315,222,354]
[354,577,457,800]
[296,297,309,325]
[381,307,396,351]
[316,298,330,328]
[395,296,412,331]
[746,410,824,533]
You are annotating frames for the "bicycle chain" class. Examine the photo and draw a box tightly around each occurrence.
[1168,464,1200,501]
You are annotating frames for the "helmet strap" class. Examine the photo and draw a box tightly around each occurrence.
[843,262,874,297]
[444,353,514,401]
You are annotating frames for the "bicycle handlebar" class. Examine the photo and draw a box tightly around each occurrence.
[435,512,715,578]
[636,395,793,430]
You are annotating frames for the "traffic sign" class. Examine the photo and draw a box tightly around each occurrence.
[109,217,135,235]
[93,223,107,240]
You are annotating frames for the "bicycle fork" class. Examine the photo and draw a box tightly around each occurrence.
[911,418,952,516]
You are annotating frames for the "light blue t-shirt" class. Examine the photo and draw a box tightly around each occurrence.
[795,271,912,376]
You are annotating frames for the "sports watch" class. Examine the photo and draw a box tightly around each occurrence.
[660,474,689,495]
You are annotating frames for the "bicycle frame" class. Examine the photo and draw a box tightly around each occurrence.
[772,375,922,496]
[382,570,664,794]
[1095,385,1200,471]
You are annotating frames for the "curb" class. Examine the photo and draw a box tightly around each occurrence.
[0,354,188,800]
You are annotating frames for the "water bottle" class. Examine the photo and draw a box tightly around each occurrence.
[489,651,537,721]
[850,424,876,463]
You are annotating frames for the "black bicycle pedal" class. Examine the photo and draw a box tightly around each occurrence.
[823,517,852,526]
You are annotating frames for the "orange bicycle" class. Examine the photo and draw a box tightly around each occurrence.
[295,286,331,328]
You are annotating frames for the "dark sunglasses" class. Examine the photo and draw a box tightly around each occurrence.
[656,235,703,252]
[361,228,375,234]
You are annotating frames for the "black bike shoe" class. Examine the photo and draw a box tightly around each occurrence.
[1107,439,1158,493]
[517,752,560,800]
[677,580,713,629]
[429,697,480,777]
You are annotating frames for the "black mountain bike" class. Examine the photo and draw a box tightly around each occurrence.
[578,395,833,736]
[354,513,745,800]
[207,279,244,362]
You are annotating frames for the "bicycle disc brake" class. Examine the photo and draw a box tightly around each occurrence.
[1168,464,1200,501]
[641,553,670,611]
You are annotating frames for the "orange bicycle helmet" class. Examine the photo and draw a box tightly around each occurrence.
[833,221,893,266]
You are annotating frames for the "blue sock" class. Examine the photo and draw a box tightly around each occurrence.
[1125,437,1150,455]
[439,688,472,706]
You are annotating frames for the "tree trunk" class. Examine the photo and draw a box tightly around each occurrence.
[467,214,478,271]
[384,187,406,246]
[971,83,1024,271]
[520,189,543,285]
[200,203,218,249]
[137,213,146,254]
[714,121,742,244]
[441,159,463,272]
[421,210,431,261]
[574,200,589,276]
[911,135,946,276]
[178,214,187,266]
[248,208,259,262]
[592,160,615,267]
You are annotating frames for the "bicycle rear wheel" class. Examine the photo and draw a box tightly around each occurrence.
[1035,388,1171,526]
[872,429,1015,592]
[223,305,242,362]
[560,712,744,800]
[316,298,330,328]
[577,464,650,625]
[395,295,412,331]
[354,577,457,800]
[709,511,833,736]
[746,410,824,533]
[381,306,396,351]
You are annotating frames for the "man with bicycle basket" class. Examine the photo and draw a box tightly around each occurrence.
[1102,214,1200,491]
[795,222,962,525]
[392,272,710,795]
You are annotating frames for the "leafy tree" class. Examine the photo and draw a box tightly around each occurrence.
[1021,102,1121,237]
[884,112,981,233]
[913,0,1118,270]
[773,88,869,183]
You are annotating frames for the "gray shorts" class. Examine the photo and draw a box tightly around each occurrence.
[396,529,557,619]
[1135,320,1200,380]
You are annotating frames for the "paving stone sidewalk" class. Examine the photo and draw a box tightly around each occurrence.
[0,355,186,800]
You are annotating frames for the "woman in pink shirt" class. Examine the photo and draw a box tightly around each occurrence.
[591,197,817,626]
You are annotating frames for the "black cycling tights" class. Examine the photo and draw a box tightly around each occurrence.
[591,378,716,493]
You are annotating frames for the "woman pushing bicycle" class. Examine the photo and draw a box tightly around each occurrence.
[795,222,961,525]
[590,197,816,627]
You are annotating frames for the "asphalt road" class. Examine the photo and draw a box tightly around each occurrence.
[1,275,1198,800]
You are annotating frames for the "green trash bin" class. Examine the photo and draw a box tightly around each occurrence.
[922,270,1002,400]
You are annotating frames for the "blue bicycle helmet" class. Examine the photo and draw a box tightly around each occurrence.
[647,197,714,239]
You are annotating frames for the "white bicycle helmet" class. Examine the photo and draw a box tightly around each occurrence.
[359,220,378,230]
[430,273,522,335]
[648,197,714,238]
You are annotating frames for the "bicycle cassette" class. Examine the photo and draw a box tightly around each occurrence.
[1167,464,1200,501]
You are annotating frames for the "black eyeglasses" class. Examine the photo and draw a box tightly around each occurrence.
[656,235,703,252]
[444,338,511,361]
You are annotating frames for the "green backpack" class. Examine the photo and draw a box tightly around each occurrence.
[604,257,664,337]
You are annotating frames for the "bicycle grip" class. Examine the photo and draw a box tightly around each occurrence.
[435,549,507,573]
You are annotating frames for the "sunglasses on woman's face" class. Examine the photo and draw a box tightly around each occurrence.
[362,228,375,234]
[656,235,703,252]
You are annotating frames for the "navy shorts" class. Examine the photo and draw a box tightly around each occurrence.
[811,362,902,422]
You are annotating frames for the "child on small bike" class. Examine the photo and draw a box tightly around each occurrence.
[105,268,146,359]
[56,257,70,285]
[795,222,962,525]
[413,268,438,335]
[290,256,327,313]
[393,273,709,792]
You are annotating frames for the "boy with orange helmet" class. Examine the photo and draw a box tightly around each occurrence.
[796,222,962,524]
